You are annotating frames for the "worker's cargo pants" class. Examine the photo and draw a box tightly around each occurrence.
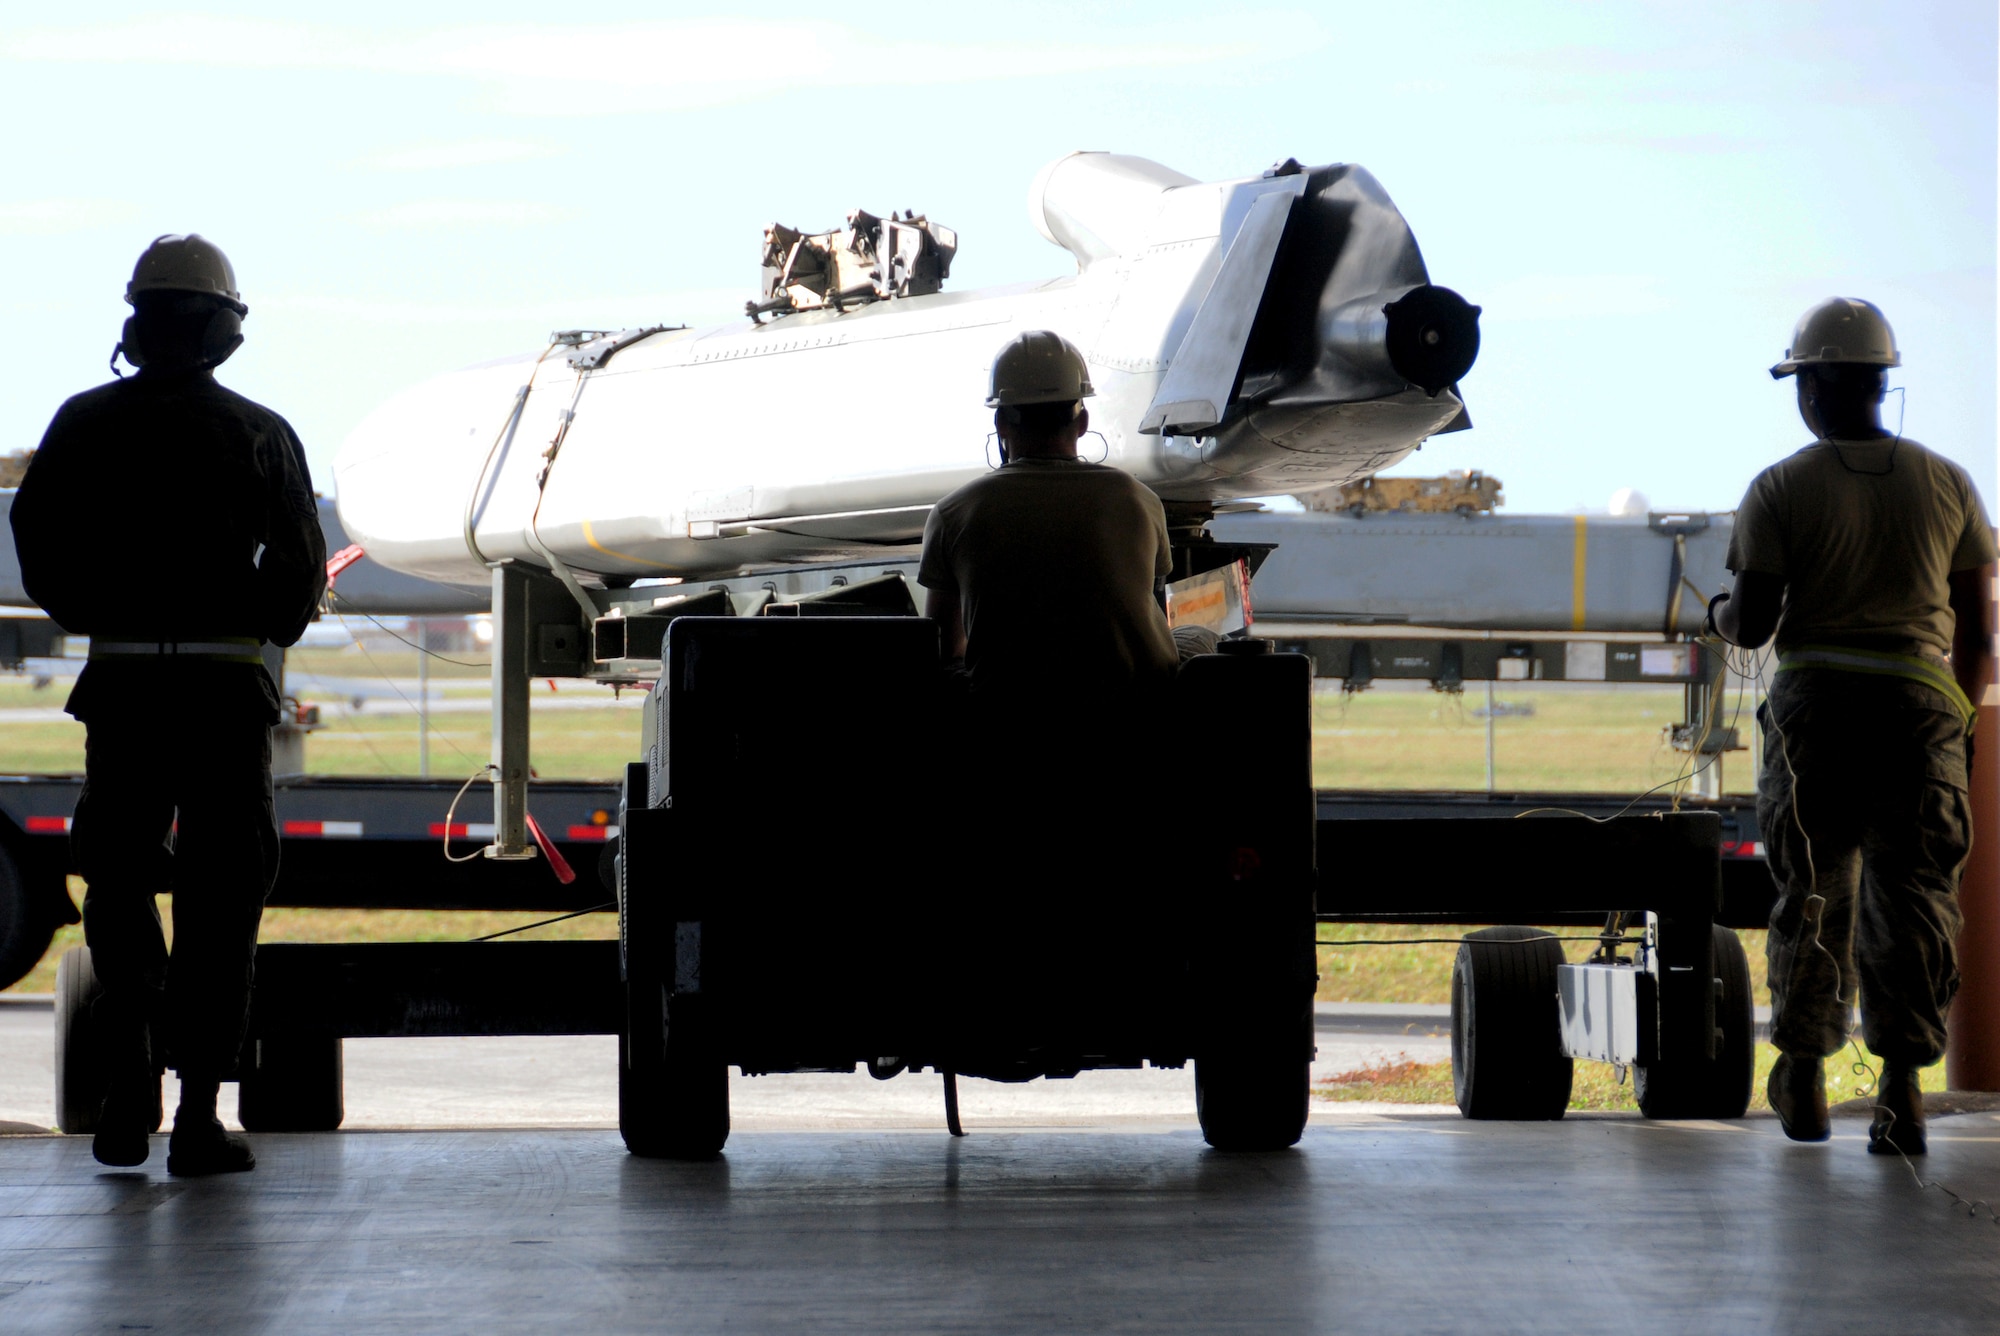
[1758,668,1970,1066]
[72,714,279,1082]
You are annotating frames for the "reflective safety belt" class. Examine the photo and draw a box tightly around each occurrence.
[1776,643,1977,732]
[89,636,265,666]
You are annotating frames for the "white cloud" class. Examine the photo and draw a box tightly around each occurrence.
[0,198,137,235]
[352,139,559,172]
[0,16,1298,115]
[350,199,577,230]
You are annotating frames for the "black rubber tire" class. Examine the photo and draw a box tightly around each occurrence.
[237,1036,346,1132]
[1451,926,1574,1120]
[1195,1025,1311,1152]
[0,844,55,993]
[620,983,730,1159]
[54,946,105,1135]
[1635,925,1755,1120]
[54,945,164,1137]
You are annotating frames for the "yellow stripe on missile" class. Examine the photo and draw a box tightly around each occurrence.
[582,519,681,569]
[1571,515,1588,631]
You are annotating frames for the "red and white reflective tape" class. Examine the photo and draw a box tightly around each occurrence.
[1721,840,1766,858]
[282,820,364,838]
[25,816,71,834]
[430,822,497,840]
[565,825,620,841]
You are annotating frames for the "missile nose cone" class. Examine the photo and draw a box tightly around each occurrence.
[1383,285,1481,396]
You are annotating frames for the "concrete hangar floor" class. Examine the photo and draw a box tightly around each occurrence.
[3,1035,1999,1333]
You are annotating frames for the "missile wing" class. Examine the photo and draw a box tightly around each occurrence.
[333,153,1480,588]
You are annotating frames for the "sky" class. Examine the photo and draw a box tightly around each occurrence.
[0,1,1991,515]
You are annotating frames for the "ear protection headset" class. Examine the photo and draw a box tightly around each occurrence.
[991,400,1083,467]
[114,300,244,372]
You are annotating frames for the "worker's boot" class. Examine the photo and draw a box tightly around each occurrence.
[166,1077,255,1177]
[91,1075,159,1168]
[1867,1063,1927,1157]
[90,1002,160,1168]
[1769,1052,1831,1142]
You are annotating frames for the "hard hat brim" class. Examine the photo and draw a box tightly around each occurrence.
[983,386,1095,408]
[125,284,248,315]
[1770,353,1900,380]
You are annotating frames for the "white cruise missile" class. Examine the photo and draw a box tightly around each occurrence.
[333,153,1480,589]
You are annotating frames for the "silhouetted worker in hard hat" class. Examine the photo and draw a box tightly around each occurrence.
[9,235,326,1174]
[1709,297,1996,1156]
[919,330,1183,703]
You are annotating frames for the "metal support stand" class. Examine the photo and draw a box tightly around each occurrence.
[1484,680,1496,794]
[416,618,430,780]
[488,565,535,860]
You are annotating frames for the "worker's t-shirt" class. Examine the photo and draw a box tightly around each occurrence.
[918,458,1177,700]
[1727,436,1997,656]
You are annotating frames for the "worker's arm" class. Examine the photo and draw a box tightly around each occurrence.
[924,585,967,663]
[1709,570,1785,649]
[8,411,97,633]
[1949,562,1995,705]
[252,419,328,648]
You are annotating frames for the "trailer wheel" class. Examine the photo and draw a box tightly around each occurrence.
[620,982,729,1159]
[0,845,56,993]
[55,946,107,1134]
[1451,927,1573,1120]
[1635,925,1754,1120]
[54,946,165,1137]
[237,1036,345,1132]
[1196,1014,1311,1151]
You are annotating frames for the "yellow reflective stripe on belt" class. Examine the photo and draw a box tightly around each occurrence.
[1776,644,1976,731]
[88,637,266,665]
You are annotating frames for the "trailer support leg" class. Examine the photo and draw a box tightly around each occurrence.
[488,564,535,860]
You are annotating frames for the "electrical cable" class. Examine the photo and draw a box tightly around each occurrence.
[466,901,617,943]
[325,590,489,667]
[327,607,484,770]
[464,341,560,567]
[1840,1038,2000,1226]
[441,764,499,863]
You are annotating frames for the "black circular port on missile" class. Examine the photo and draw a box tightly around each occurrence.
[1384,285,1481,396]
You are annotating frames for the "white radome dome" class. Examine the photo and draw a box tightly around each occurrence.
[1608,487,1650,519]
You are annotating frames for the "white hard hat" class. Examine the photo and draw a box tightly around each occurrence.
[126,233,246,313]
[986,329,1095,408]
[1770,297,1898,379]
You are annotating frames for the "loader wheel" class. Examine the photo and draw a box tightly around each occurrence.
[1196,1013,1310,1152]
[1451,927,1573,1120]
[238,1035,345,1132]
[620,979,729,1159]
[1635,925,1754,1120]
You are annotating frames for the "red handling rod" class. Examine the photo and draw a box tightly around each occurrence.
[325,543,366,585]
[524,812,578,885]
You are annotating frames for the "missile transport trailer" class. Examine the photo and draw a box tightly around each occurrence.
[0,503,1767,1148]
[4,149,1764,1146]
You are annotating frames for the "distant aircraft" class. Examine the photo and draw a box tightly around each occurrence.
[333,152,1480,588]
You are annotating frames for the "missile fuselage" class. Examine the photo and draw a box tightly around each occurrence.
[333,154,1478,588]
